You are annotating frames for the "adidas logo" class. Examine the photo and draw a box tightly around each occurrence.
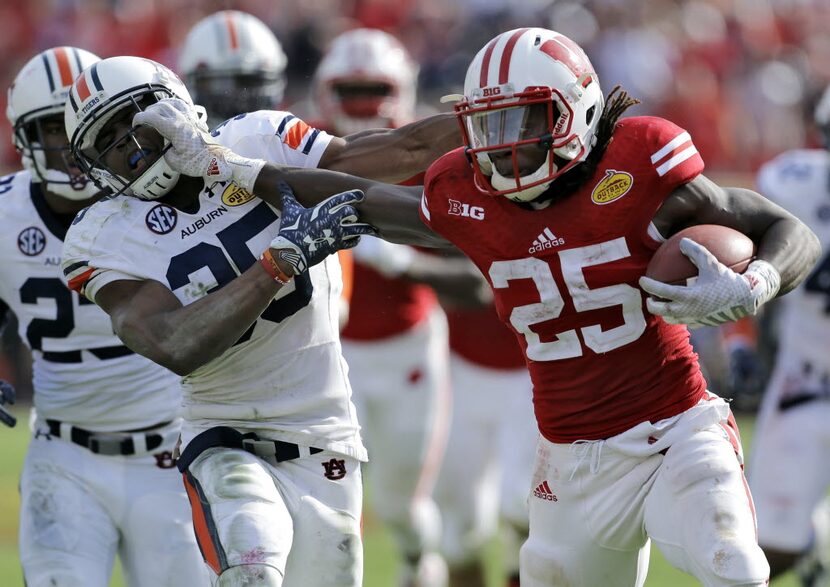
[533,480,558,502]
[528,228,565,254]
[206,157,221,177]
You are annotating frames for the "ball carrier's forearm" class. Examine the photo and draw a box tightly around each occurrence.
[319,112,462,183]
[253,165,445,246]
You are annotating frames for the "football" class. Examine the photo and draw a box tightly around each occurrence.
[645,224,756,285]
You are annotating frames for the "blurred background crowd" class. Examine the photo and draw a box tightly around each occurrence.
[0,0,829,402]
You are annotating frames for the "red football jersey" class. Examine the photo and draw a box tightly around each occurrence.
[342,172,438,340]
[421,116,708,443]
[341,263,437,340]
[446,304,525,370]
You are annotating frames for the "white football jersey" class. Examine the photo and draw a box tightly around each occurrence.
[62,111,367,460]
[0,170,180,431]
[757,148,830,398]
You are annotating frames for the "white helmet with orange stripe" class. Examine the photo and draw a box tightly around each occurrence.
[178,10,287,128]
[7,47,101,199]
[313,28,418,135]
[65,56,202,200]
[454,28,603,202]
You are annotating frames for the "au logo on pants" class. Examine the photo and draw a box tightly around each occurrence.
[322,458,346,480]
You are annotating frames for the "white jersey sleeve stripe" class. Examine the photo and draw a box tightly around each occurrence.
[650,131,692,163]
[655,145,698,177]
[420,190,431,221]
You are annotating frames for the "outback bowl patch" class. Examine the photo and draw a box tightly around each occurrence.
[591,170,633,205]
[221,184,255,207]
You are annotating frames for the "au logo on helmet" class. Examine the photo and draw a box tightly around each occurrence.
[591,170,633,205]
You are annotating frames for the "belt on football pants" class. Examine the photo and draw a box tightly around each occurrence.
[46,419,170,456]
[176,426,324,473]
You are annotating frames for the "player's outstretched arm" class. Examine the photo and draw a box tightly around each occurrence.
[318,112,462,184]
[134,97,449,246]
[92,186,370,376]
[254,165,447,247]
[640,174,821,327]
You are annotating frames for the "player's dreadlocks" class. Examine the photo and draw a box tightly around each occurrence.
[547,85,640,199]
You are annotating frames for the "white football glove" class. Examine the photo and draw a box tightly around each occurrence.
[639,237,780,328]
[132,98,265,193]
[352,236,415,278]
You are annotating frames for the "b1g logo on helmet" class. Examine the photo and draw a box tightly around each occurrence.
[591,170,633,205]
[221,184,255,207]
[146,204,178,234]
[18,226,46,256]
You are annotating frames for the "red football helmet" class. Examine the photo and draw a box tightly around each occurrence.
[455,28,604,202]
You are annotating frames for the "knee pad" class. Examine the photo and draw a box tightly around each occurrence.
[217,564,283,587]
[519,537,566,587]
[703,540,770,587]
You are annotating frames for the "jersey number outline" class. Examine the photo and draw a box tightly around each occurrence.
[19,277,133,363]
[488,237,647,360]
[166,202,313,344]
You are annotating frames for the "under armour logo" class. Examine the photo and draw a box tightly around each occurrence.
[154,451,177,469]
[206,157,221,176]
[322,458,347,480]
[303,230,334,252]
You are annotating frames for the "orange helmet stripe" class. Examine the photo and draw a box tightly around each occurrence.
[53,47,75,87]
[75,73,92,102]
[224,11,239,50]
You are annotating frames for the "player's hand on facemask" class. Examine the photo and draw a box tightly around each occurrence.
[269,182,376,276]
[133,98,265,193]
[639,238,780,328]
[0,380,16,428]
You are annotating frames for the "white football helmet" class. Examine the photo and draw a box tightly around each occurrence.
[7,47,101,199]
[456,28,604,202]
[314,28,418,135]
[178,10,287,128]
[65,56,201,200]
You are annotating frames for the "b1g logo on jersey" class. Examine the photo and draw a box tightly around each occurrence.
[221,184,255,207]
[448,199,485,220]
[146,204,178,235]
[591,170,633,205]
[18,226,46,256]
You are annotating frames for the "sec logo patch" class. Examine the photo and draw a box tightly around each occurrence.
[18,226,46,256]
[221,184,255,207]
[146,204,177,235]
[591,170,633,205]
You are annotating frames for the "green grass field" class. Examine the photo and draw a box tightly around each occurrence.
[0,408,799,586]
